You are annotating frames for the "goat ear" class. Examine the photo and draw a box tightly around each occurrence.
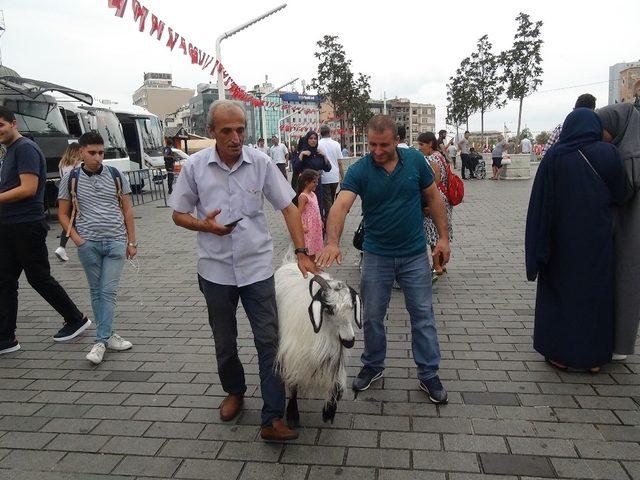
[349,286,363,329]
[307,299,323,333]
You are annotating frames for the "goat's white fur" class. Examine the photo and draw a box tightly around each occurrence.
[275,263,357,401]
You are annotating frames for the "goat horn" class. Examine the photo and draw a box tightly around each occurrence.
[309,275,330,298]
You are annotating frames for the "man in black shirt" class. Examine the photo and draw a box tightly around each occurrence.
[163,138,175,194]
[0,106,90,355]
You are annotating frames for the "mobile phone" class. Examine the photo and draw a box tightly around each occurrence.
[224,218,243,228]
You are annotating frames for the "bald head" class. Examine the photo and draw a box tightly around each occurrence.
[207,100,246,131]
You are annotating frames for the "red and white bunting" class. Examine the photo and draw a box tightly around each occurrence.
[106,0,319,113]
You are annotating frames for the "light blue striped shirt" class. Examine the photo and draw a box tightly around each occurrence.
[169,146,295,287]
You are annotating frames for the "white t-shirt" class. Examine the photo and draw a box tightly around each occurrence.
[269,143,288,164]
[520,138,532,153]
[318,137,343,184]
[447,145,457,158]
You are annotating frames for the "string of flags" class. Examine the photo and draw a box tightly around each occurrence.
[106,0,319,113]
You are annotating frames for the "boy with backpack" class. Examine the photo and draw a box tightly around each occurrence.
[58,132,138,364]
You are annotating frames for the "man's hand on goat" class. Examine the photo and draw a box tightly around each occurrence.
[315,244,342,268]
[297,253,319,278]
[202,209,234,236]
[432,238,451,266]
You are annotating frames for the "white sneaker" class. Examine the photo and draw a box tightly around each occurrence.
[107,333,133,351]
[612,353,628,361]
[86,343,106,364]
[54,246,69,262]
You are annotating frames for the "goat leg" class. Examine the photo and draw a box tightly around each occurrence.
[322,383,342,424]
[286,386,300,428]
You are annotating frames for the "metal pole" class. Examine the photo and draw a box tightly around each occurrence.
[214,4,288,100]
[278,112,294,143]
[260,77,298,142]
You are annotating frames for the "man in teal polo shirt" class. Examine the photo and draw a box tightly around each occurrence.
[317,115,451,403]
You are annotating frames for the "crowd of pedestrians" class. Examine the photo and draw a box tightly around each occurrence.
[1,93,638,443]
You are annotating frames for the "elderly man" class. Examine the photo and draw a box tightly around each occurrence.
[169,100,316,441]
[317,115,451,404]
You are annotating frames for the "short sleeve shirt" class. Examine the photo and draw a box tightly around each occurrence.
[341,147,434,257]
[269,143,288,164]
[168,146,295,287]
[0,137,46,224]
[58,165,132,241]
[458,137,471,154]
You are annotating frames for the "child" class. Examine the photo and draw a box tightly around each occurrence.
[54,143,82,262]
[296,169,324,260]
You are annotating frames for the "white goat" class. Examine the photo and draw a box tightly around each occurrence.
[275,263,362,425]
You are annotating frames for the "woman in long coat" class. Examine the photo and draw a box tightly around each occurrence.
[525,108,631,370]
[597,103,640,358]
[292,131,331,217]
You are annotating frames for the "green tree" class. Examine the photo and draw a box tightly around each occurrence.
[311,35,371,141]
[514,127,533,144]
[535,131,550,145]
[501,13,544,137]
[468,35,505,146]
[447,57,477,133]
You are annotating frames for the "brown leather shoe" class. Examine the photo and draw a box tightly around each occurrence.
[260,419,299,441]
[219,393,243,421]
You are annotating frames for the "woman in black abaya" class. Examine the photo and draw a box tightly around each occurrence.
[291,131,331,216]
[525,108,631,371]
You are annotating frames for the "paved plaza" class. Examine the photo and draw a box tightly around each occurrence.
[0,172,639,480]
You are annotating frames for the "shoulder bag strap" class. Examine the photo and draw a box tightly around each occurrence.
[578,149,603,181]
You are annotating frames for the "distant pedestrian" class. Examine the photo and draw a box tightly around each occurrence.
[256,138,269,156]
[318,124,344,218]
[418,132,453,281]
[525,108,631,372]
[597,102,640,360]
[397,125,410,149]
[0,106,90,355]
[458,131,474,179]
[58,131,137,365]
[437,129,453,163]
[491,135,507,180]
[163,137,175,194]
[341,145,349,157]
[447,143,458,169]
[169,100,317,441]
[520,136,532,154]
[542,94,597,158]
[55,142,82,262]
[292,131,331,216]
[269,136,288,179]
[296,170,324,260]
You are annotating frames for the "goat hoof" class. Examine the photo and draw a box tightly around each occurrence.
[322,403,337,423]
[286,410,300,428]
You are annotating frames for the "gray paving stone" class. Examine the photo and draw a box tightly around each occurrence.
[102,371,154,382]
[101,436,165,456]
[479,453,555,477]
[551,458,630,480]
[318,429,378,447]
[45,433,111,453]
[174,459,243,479]
[0,449,65,470]
[239,462,308,480]
[377,470,445,480]
[0,431,56,449]
[444,434,508,453]
[41,418,100,434]
[217,441,282,462]
[412,417,472,434]
[281,445,345,465]
[157,439,223,459]
[133,406,189,422]
[91,419,152,436]
[575,440,640,460]
[462,392,520,406]
[308,466,375,480]
[346,447,410,468]
[507,436,578,457]
[199,424,258,441]
[113,455,181,477]
[412,450,479,472]
[143,421,205,439]
[0,416,50,432]
[53,452,124,474]
[352,414,410,431]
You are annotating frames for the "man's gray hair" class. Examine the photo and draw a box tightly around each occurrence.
[320,124,331,137]
[207,99,246,130]
[367,115,396,135]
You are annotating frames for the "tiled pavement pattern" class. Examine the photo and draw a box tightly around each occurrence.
[1,171,639,480]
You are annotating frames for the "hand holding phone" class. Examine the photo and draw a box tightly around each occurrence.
[224,218,243,228]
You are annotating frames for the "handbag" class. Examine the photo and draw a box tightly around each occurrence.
[352,218,364,251]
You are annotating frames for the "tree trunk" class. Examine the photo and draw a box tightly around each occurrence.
[516,97,524,138]
[481,108,485,148]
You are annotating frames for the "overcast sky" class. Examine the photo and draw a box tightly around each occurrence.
[3,0,639,135]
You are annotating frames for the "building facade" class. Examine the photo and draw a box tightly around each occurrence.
[132,72,194,121]
[609,61,640,105]
[620,66,640,105]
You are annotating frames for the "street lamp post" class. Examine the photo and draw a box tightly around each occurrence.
[215,4,287,100]
[260,77,298,141]
[278,112,294,143]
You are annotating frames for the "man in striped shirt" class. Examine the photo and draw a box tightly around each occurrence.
[542,94,597,158]
[58,132,138,365]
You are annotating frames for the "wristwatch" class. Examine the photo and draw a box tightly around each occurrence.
[294,247,309,255]
[128,242,138,247]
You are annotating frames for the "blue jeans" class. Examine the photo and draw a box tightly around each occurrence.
[77,240,126,344]
[360,251,441,381]
[198,275,285,426]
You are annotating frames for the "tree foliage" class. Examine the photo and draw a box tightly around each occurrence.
[535,131,550,145]
[501,12,544,136]
[467,35,505,144]
[446,57,477,130]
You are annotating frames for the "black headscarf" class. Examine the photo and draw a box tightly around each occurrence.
[301,131,318,156]
[525,108,603,281]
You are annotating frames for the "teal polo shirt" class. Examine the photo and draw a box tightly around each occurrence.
[341,147,434,257]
